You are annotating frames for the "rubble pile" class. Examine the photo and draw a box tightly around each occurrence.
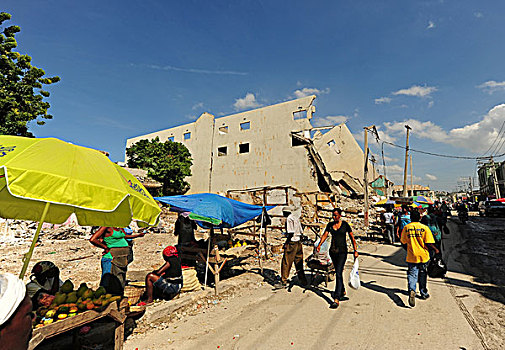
[0,219,92,246]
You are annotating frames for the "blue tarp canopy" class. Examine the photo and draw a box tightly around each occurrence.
[155,193,275,229]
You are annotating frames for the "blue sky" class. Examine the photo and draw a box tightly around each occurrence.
[3,0,505,191]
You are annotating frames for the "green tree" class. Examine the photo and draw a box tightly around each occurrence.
[0,12,60,137]
[126,137,193,195]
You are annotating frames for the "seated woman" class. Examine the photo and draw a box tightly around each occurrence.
[26,261,62,307]
[144,246,183,303]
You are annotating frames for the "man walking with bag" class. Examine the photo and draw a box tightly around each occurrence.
[400,210,439,307]
[275,206,308,288]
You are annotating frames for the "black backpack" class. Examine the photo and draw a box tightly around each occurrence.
[428,253,447,278]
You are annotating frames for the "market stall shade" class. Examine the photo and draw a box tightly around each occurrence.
[0,135,161,277]
[155,193,275,228]
[412,195,433,205]
[375,198,396,206]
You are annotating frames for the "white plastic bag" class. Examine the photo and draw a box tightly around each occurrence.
[349,259,360,290]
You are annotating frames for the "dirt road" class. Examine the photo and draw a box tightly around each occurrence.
[125,217,504,349]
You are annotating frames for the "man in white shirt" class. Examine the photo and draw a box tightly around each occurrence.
[276,207,308,288]
[382,207,395,244]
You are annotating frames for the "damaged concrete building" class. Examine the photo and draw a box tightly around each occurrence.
[126,95,374,196]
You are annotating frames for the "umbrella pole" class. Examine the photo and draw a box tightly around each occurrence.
[204,228,212,289]
[19,202,51,279]
[258,209,264,275]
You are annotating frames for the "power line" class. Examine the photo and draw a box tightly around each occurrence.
[382,140,505,159]
[482,120,505,156]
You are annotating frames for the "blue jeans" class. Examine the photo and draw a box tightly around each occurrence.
[407,262,429,297]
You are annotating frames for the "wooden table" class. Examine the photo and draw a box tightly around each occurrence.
[29,298,128,350]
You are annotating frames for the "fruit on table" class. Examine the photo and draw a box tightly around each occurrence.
[43,318,54,325]
[94,286,106,298]
[36,307,48,317]
[45,310,56,318]
[60,280,74,293]
[86,303,95,310]
[68,313,77,317]
[76,283,88,297]
[54,293,67,306]
[57,314,67,320]
[69,307,78,313]
[35,324,44,329]
[82,289,94,300]
[66,292,78,304]
[77,302,86,311]
[58,306,69,314]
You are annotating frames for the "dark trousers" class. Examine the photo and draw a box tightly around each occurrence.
[281,241,307,284]
[329,250,347,299]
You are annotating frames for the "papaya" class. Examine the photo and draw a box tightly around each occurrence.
[57,313,67,320]
[94,286,106,298]
[76,283,88,296]
[60,280,74,293]
[82,289,94,300]
[66,292,78,304]
[54,293,67,306]
[105,294,112,299]
[92,299,102,306]
[69,307,78,313]
[86,303,95,310]
[77,303,86,311]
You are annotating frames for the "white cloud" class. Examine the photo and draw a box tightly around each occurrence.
[375,97,392,104]
[384,155,399,162]
[392,85,437,98]
[385,164,404,174]
[233,93,262,111]
[192,102,204,110]
[296,81,303,87]
[312,115,348,127]
[477,80,505,94]
[426,21,436,29]
[293,87,330,98]
[382,103,505,153]
[428,101,434,108]
[426,173,438,181]
[474,12,483,18]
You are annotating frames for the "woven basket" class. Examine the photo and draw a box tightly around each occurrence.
[124,285,144,305]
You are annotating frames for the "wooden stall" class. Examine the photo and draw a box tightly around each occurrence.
[29,299,128,350]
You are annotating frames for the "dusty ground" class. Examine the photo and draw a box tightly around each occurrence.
[1,213,503,349]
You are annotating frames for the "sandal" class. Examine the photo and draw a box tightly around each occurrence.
[329,300,340,309]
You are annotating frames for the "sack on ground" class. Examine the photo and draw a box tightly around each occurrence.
[427,254,447,278]
[349,259,360,290]
[181,267,201,292]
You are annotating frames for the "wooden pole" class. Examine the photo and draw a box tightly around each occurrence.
[402,125,411,197]
[363,126,372,227]
[410,154,413,196]
[20,202,51,278]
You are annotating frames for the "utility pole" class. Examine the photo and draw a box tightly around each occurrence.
[402,125,411,197]
[409,154,413,197]
[491,157,501,198]
[363,125,375,227]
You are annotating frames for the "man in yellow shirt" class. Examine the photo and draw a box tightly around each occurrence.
[400,210,440,307]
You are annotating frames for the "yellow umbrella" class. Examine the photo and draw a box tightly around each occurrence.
[0,135,161,277]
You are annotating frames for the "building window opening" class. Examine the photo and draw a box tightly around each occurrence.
[327,140,335,147]
[218,146,227,156]
[293,110,307,120]
[219,125,229,134]
[184,132,191,140]
[168,136,174,142]
[239,143,250,154]
[291,134,307,147]
[240,121,250,130]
